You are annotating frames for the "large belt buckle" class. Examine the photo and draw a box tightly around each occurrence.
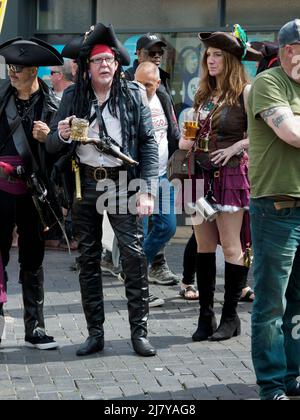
[93,167,107,181]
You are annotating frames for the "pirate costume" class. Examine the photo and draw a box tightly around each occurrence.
[0,37,63,349]
[191,30,261,342]
[47,23,159,357]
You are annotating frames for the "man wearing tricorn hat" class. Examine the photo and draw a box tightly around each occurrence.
[0,37,64,349]
[47,23,159,357]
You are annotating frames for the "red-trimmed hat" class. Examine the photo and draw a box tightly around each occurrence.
[75,23,130,66]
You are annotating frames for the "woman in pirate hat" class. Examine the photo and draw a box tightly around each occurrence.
[179,26,262,342]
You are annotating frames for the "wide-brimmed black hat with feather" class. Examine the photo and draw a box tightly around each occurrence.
[63,23,130,66]
[0,37,64,66]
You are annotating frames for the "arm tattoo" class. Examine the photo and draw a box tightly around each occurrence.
[272,114,289,128]
[261,108,277,121]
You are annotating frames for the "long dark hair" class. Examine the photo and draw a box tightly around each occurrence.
[73,46,133,118]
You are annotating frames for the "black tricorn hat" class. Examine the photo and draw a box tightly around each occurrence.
[250,41,279,58]
[0,37,64,66]
[70,23,130,66]
[198,32,262,61]
[62,35,84,60]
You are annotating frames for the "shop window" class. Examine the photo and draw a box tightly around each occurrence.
[37,0,93,31]
[226,0,300,27]
[97,0,219,31]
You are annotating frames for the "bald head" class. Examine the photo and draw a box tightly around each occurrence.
[134,61,160,100]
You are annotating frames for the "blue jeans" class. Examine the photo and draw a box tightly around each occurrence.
[143,175,176,264]
[250,198,300,399]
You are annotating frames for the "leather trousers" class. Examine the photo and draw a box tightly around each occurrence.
[73,181,150,340]
[0,190,46,337]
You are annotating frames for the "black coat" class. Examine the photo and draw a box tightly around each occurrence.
[0,78,59,182]
[156,86,180,158]
[46,81,159,198]
[0,78,62,227]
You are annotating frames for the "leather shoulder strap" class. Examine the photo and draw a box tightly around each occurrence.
[5,95,39,172]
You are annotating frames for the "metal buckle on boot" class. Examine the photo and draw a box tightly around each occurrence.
[93,167,107,181]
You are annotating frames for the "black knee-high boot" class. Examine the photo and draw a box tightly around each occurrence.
[192,253,217,341]
[20,267,45,339]
[76,260,105,356]
[209,262,248,341]
[123,254,156,357]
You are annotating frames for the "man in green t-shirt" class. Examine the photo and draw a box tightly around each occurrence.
[248,19,300,400]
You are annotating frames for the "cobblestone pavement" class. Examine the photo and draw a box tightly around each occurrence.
[0,242,258,400]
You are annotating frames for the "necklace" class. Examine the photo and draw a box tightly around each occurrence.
[202,100,215,112]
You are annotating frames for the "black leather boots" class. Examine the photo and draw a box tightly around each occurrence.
[209,262,248,341]
[193,253,217,341]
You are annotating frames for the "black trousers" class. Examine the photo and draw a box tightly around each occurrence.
[72,180,149,340]
[0,190,44,271]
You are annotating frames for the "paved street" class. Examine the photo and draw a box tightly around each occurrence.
[0,234,258,400]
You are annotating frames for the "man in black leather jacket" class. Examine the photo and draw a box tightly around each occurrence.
[46,23,159,357]
[0,37,63,350]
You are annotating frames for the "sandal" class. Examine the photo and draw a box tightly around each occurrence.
[239,287,255,302]
[179,285,199,301]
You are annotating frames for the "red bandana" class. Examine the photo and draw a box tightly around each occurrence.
[90,44,115,58]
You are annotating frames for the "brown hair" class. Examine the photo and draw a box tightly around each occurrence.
[194,48,249,110]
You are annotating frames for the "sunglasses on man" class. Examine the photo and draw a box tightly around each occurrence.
[146,50,164,57]
[7,64,26,73]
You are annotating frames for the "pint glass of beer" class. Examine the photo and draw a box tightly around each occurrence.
[183,109,199,140]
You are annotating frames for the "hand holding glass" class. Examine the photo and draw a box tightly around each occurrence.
[184,109,199,140]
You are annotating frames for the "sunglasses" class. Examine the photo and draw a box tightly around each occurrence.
[7,64,26,73]
[146,50,164,57]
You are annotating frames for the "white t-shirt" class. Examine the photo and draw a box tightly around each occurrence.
[77,91,123,168]
[148,94,169,177]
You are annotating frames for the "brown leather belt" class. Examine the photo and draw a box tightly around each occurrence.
[274,200,300,210]
[80,164,125,182]
[268,196,300,210]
